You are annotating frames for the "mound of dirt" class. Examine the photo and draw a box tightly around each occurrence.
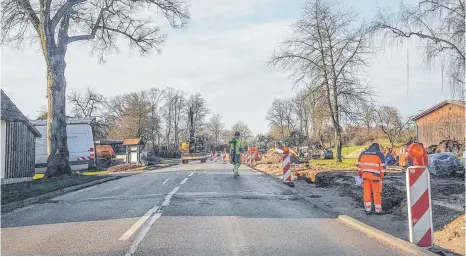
[259,152,301,164]
[435,214,465,255]
[427,140,465,154]
[108,164,139,173]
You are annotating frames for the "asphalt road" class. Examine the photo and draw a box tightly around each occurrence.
[1,162,407,256]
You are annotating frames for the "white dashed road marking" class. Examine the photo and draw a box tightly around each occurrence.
[126,212,162,256]
[119,204,160,241]
[189,173,194,177]
[162,178,171,185]
[180,178,188,185]
[162,187,180,206]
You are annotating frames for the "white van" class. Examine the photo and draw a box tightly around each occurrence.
[31,119,95,173]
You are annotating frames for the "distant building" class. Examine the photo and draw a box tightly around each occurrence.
[412,100,465,147]
[1,90,41,184]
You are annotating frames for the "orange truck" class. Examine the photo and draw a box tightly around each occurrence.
[95,145,116,168]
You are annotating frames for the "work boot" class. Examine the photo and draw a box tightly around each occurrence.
[365,210,373,215]
[375,210,388,215]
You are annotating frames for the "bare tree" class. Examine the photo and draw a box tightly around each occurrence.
[291,91,310,138]
[162,87,186,150]
[106,91,152,140]
[375,105,410,148]
[255,133,274,149]
[371,0,465,97]
[36,105,48,120]
[231,121,253,143]
[270,0,373,162]
[68,87,104,117]
[359,103,376,132]
[1,0,189,176]
[207,113,224,146]
[146,88,164,151]
[67,87,107,139]
[266,98,295,139]
[187,93,209,135]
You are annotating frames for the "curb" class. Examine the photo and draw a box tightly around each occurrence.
[337,215,436,256]
[2,176,125,213]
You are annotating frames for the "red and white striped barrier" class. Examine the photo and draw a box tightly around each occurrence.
[77,157,92,161]
[246,154,251,167]
[282,153,294,187]
[406,166,433,247]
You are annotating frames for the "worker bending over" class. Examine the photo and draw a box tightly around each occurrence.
[357,143,386,215]
[229,131,244,177]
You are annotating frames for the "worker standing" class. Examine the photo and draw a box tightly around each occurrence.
[357,143,386,215]
[229,131,244,177]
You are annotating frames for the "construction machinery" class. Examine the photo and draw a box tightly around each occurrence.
[180,106,208,164]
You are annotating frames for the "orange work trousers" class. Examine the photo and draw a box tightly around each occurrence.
[363,178,382,213]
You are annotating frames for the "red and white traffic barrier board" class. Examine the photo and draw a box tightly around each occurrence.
[282,153,292,184]
[406,166,434,247]
[77,157,92,161]
[247,154,251,167]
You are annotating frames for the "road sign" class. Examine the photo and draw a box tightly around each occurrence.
[406,166,433,248]
[282,153,294,187]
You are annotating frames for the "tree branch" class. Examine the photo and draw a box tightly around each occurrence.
[50,0,87,31]
[17,0,40,32]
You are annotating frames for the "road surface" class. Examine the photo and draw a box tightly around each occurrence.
[2,162,407,255]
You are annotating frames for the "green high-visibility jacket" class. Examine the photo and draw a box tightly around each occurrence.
[229,138,242,155]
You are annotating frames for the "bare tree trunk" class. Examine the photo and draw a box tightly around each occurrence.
[45,52,71,177]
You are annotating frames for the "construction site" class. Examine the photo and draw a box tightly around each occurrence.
[238,137,465,255]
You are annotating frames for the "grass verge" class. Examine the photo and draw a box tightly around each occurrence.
[310,158,358,170]
[2,175,108,205]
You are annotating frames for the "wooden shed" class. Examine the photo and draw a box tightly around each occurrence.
[412,100,465,147]
[123,138,144,164]
[1,90,41,184]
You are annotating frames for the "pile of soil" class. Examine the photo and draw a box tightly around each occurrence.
[258,152,301,164]
[434,214,465,255]
[427,140,465,154]
[108,164,140,173]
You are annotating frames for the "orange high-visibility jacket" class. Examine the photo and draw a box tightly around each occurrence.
[357,146,386,180]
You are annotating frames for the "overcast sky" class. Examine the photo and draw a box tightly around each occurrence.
[1,0,454,134]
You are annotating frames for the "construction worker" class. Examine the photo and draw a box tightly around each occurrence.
[229,131,244,177]
[357,143,386,215]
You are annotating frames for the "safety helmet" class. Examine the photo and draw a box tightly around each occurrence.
[234,131,240,137]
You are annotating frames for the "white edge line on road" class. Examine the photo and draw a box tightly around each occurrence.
[189,172,194,177]
[119,204,160,241]
[180,178,188,185]
[162,178,170,185]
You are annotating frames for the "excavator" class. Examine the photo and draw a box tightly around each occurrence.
[179,106,208,164]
